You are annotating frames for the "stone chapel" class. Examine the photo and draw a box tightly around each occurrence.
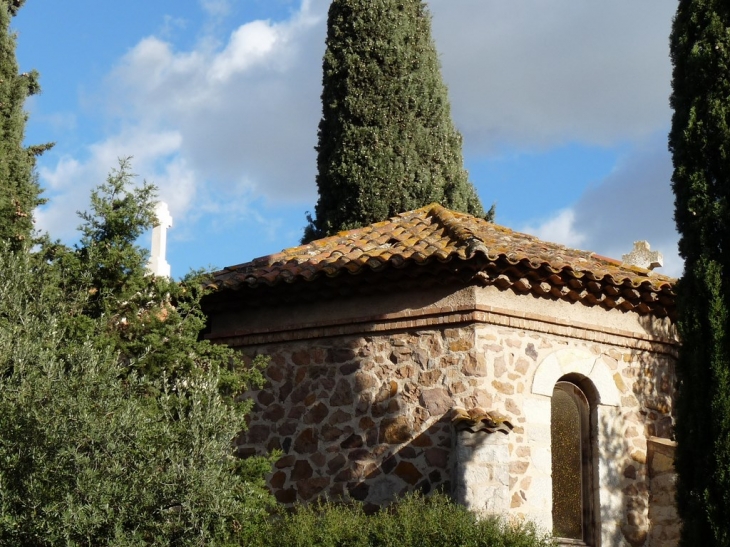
[202,204,680,547]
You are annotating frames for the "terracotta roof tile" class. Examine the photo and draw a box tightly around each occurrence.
[210,204,676,317]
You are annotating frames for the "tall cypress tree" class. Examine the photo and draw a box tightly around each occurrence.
[303,0,488,242]
[669,2,730,545]
[0,0,50,249]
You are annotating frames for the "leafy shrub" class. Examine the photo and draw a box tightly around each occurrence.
[0,164,275,546]
[0,249,274,546]
[248,493,554,547]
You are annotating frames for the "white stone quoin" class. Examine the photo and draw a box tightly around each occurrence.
[452,429,510,515]
[147,201,173,278]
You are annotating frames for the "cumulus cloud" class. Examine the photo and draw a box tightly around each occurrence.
[209,21,280,81]
[106,0,327,199]
[430,0,676,153]
[36,128,195,241]
[523,209,586,250]
[36,0,328,239]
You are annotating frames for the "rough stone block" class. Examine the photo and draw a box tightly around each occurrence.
[293,428,318,454]
[291,460,313,481]
[275,487,297,504]
[394,461,423,485]
[299,477,331,500]
[419,388,451,417]
[304,402,329,424]
[329,379,354,407]
[379,418,409,446]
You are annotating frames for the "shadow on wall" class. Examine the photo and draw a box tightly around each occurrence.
[583,330,677,547]
[235,329,476,511]
[589,313,678,547]
[599,404,639,547]
[626,315,679,546]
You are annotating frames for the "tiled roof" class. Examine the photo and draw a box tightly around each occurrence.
[210,204,676,317]
[452,407,514,435]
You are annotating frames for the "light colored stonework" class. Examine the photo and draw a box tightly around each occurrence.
[208,284,679,546]
[646,438,679,546]
[531,349,620,405]
[453,429,510,515]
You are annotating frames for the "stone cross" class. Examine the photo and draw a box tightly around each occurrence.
[146,201,173,278]
[621,240,663,271]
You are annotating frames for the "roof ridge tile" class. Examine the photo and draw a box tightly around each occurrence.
[426,203,487,258]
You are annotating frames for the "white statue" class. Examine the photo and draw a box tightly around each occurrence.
[146,201,173,278]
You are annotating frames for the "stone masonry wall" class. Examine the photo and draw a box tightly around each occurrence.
[470,325,677,546]
[234,320,676,545]
[452,428,510,514]
[238,327,488,510]
[647,438,680,546]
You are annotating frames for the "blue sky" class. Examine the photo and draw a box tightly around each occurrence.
[15,0,680,277]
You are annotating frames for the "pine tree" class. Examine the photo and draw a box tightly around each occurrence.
[669,2,730,545]
[0,162,275,545]
[303,0,488,242]
[0,0,51,249]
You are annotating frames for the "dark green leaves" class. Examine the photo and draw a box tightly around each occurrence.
[670,1,730,545]
[0,160,275,545]
[304,0,488,243]
[0,1,51,250]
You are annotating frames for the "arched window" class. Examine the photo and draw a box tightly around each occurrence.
[551,379,596,545]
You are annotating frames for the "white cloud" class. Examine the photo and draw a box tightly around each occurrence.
[210,21,280,81]
[97,0,675,216]
[522,209,586,250]
[37,128,194,241]
[103,0,326,199]
[34,0,679,271]
[519,135,682,277]
[35,0,328,240]
[430,0,677,153]
[199,0,231,18]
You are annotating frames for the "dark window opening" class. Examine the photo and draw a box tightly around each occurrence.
[551,380,596,545]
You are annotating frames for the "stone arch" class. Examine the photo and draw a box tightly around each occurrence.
[531,348,620,407]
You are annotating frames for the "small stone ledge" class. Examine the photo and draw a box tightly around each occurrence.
[451,407,514,435]
[647,436,677,478]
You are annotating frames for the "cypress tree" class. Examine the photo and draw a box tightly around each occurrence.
[303,0,488,242]
[0,0,50,249]
[669,2,730,545]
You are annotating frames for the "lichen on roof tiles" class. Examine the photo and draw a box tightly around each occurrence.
[209,203,676,317]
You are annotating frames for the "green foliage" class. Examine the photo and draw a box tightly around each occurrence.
[669,1,730,545]
[74,157,157,310]
[0,0,52,249]
[256,500,369,547]
[248,493,554,547]
[0,161,275,545]
[42,159,232,383]
[304,0,488,242]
